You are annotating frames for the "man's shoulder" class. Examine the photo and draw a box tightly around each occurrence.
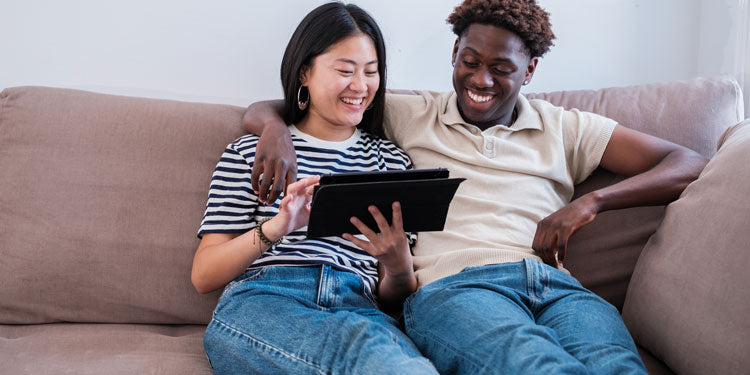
[386,90,451,108]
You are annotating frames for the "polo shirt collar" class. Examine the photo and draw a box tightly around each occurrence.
[439,92,543,132]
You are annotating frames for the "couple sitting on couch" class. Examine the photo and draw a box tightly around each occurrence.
[190,1,707,374]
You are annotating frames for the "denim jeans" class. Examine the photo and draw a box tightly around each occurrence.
[403,258,646,375]
[203,264,438,375]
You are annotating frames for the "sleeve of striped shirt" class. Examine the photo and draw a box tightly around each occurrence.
[197,143,258,238]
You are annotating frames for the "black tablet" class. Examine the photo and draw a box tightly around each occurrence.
[307,168,464,237]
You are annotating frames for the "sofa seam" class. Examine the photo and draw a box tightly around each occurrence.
[730,77,744,123]
[0,88,8,132]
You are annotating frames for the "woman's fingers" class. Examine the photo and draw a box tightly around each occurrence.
[349,216,377,238]
[391,202,403,230]
[342,233,374,254]
[286,175,320,195]
[367,205,391,233]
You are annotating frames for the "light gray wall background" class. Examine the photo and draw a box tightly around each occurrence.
[1,0,748,115]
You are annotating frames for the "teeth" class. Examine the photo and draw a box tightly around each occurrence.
[341,97,364,105]
[467,90,493,103]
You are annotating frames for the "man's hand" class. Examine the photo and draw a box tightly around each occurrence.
[242,99,297,205]
[532,193,600,268]
[251,125,298,204]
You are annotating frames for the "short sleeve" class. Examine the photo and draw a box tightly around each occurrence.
[378,139,414,172]
[197,144,258,238]
[563,109,618,184]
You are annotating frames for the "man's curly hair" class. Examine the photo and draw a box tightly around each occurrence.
[447,0,555,58]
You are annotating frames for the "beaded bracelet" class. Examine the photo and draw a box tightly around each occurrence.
[257,218,283,246]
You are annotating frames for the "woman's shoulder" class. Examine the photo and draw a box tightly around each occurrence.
[223,134,261,154]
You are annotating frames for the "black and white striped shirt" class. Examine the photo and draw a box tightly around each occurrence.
[198,125,414,292]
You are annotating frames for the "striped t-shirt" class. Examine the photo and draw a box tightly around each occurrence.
[198,125,414,292]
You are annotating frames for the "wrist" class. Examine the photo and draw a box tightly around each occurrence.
[260,217,286,242]
[382,261,415,279]
[583,190,605,213]
[265,118,288,132]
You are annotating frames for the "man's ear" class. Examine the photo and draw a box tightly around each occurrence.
[451,38,460,66]
[524,57,539,84]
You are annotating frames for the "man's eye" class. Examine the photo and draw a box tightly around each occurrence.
[463,60,479,67]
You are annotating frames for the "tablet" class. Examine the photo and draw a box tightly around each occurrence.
[307,168,464,237]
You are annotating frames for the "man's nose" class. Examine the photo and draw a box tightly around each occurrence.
[469,67,493,88]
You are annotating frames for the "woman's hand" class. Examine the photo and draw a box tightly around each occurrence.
[343,202,413,276]
[343,202,417,310]
[261,176,320,240]
[532,193,600,268]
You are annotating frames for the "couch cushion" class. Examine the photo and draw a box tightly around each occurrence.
[0,323,211,374]
[0,86,244,324]
[638,345,675,375]
[526,76,743,309]
[622,120,750,374]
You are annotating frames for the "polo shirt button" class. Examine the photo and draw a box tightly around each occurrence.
[484,143,492,150]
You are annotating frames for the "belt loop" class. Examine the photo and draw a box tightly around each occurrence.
[523,258,535,297]
[316,265,332,308]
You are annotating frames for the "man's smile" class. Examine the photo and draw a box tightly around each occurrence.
[466,89,495,103]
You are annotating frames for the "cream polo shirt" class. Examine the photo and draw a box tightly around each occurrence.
[383,91,617,287]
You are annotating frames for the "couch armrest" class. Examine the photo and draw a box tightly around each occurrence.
[622,119,750,375]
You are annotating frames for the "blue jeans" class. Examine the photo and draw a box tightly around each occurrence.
[403,259,646,375]
[203,264,438,375]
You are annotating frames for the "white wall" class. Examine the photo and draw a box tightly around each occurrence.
[1,0,747,115]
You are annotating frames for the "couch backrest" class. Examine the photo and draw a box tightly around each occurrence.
[0,86,245,324]
[0,77,743,324]
[526,76,744,309]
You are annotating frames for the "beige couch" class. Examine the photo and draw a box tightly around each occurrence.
[1,77,748,374]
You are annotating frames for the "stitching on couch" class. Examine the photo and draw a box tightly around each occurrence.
[0,88,8,131]
[211,317,328,374]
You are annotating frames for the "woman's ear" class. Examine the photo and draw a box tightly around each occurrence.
[299,65,309,86]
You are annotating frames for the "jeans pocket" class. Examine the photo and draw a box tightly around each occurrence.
[220,267,267,299]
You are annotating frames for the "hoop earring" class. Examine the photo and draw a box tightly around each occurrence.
[297,86,309,110]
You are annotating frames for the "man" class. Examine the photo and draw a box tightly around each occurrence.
[242,1,707,373]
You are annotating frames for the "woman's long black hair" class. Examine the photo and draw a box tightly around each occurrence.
[280,2,386,138]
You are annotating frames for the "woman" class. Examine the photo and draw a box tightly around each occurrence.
[190,3,437,374]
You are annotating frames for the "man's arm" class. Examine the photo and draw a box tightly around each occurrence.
[532,125,709,267]
[242,100,297,204]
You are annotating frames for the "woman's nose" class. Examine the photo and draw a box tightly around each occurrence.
[349,73,367,92]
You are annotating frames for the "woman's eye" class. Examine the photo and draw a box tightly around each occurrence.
[337,70,353,75]
[365,71,378,76]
